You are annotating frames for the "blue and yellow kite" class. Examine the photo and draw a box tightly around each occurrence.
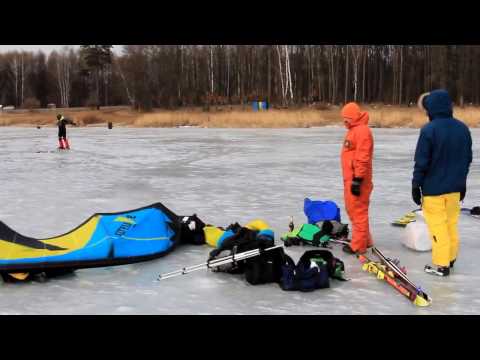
[0,203,181,280]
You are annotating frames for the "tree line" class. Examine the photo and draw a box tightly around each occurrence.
[0,45,479,110]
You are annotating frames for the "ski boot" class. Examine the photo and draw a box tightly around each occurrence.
[342,244,366,255]
[424,265,450,277]
[342,244,355,254]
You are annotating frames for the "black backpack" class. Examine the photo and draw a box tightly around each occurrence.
[279,250,346,292]
[471,207,480,216]
[179,214,207,245]
[244,246,285,285]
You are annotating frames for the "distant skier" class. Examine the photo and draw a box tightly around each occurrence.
[340,102,374,255]
[57,114,76,150]
[413,90,473,277]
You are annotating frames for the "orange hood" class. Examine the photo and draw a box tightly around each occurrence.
[341,102,369,129]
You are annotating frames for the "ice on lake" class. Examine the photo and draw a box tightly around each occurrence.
[0,126,479,314]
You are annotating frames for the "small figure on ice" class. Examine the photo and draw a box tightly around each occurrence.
[57,114,76,150]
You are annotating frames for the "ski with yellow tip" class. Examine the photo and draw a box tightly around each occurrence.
[358,249,431,307]
[391,210,419,227]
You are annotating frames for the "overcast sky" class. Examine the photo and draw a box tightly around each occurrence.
[0,45,123,54]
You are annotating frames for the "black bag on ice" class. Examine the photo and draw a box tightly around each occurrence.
[244,246,284,285]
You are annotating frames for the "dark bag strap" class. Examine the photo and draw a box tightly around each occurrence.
[298,249,346,280]
[281,252,296,268]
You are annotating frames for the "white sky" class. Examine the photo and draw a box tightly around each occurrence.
[0,45,123,54]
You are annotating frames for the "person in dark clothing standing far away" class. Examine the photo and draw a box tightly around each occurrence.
[413,89,473,277]
[57,114,76,150]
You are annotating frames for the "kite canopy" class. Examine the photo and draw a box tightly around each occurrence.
[0,203,181,274]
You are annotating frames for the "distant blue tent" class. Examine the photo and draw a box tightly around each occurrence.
[252,101,269,111]
[304,198,341,224]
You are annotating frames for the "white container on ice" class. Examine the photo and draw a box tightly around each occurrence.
[401,211,432,252]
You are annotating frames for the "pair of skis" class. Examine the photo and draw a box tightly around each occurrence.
[391,209,421,227]
[358,247,431,307]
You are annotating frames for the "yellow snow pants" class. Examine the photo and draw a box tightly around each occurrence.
[422,193,460,267]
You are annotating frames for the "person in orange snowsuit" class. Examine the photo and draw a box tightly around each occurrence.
[340,102,374,254]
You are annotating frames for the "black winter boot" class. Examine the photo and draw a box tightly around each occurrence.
[424,265,450,277]
[342,244,356,255]
[342,244,366,255]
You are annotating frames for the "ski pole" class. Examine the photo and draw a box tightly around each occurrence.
[159,247,263,279]
[158,246,280,280]
[157,245,283,281]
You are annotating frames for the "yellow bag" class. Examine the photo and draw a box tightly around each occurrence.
[245,220,270,232]
[203,226,225,248]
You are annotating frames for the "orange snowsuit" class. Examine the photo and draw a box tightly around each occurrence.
[340,103,374,253]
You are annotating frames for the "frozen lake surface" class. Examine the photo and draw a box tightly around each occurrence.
[0,126,479,314]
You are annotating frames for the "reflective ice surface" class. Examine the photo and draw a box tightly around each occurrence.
[0,126,479,314]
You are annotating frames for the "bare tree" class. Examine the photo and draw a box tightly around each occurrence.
[275,45,285,104]
[351,45,363,101]
[10,55,19,106]
[345,45,349,103]
[285,45,293,101]
[209,45,214,94]
[20,53,25,106]
[115,56,135,107]
[56,47,73,107]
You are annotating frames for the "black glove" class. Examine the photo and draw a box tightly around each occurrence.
[412,186,422,206]
[351,177,362,196]
[460,188,466,201]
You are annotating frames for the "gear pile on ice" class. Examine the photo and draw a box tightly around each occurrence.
[158,245,285,283]
[160,211,349,292]
[170,217,284,285]
[281,199,349,248]
[159,244,347,292]
[281,221,349,247]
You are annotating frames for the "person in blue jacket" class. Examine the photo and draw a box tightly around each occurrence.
[412,89,473,276]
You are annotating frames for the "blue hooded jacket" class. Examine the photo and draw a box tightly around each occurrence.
[412,89,472,196]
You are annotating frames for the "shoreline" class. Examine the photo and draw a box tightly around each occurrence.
[1,106,479,128]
